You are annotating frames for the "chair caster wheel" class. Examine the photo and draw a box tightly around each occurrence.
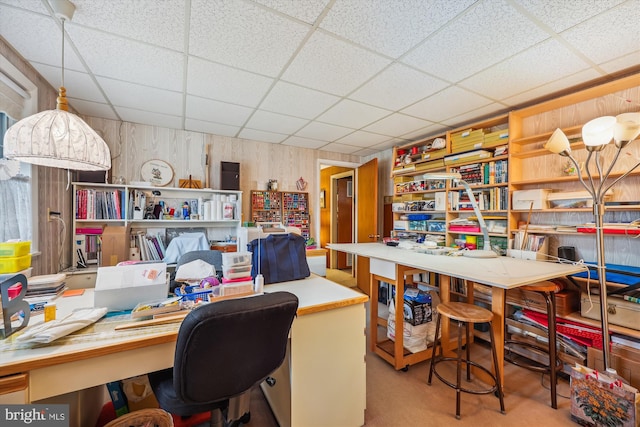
[401,365,409,372]
[240,411,251,424]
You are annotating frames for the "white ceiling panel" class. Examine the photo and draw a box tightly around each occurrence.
[97,77,183,116]
[317,99,391,129]
[460,39,591,101]
[402,0,550,83]
[185,118,239,138]
[260,81,340,119]
[189,0,310,77]
[282,31,392,96]
[334,130,391,148]
[244,110,309,134]
[295,121,353,141]
[33,63,106,103]
[237,128,288,144]
[350,63,449,111]
[116,106,182,130]
[321,0,475,58]
[187,57,273,107]
[185,96,253,126]
[3,0,638,158]
[364,113,434,137]
[402,86,493,123]
[72,0,186,51]
[282,135,327,149]
[68,26,184,91]
[253,0,329,25]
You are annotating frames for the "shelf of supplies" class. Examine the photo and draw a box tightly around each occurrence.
[510,141,585,159]
[510,125,583,147]
[510,169,640,187]
[562,312,640,340]
[447,231,508,237]
[452,182,509,190]
[393,210,445,214]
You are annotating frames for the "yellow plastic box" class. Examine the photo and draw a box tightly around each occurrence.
[0,241,31,258]
[0,254,32,274]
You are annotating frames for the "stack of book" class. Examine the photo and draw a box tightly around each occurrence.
[450,128,488,153]
[25,273,67,305]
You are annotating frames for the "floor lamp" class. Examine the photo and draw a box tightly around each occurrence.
[423,172,498,258]
[544,113,640,371]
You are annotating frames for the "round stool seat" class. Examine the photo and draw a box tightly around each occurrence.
[437,301,493,324]
[518,280,559,293]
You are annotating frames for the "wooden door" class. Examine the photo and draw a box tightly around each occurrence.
[336,177,353,269]
[355,158,378,294]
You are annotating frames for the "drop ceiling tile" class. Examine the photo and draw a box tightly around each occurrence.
[116,106,182,129]
[599,51,640,74]
[317,99,391,129]
[334,130,390,148]
[97,77,183,116]
[560,1,640,65]
[186,95,253,126]
[68,98,119,121]
[515,0,626,32]
[318,142,361,154]
[400,124,450,140]
[503,69,602,106]
[295,122,353,141]
[441,103,508,127]
[282,31,392,96]
[459,39,591,101]
[282,136,327,150]
[260,81,340,119]
[351,147,380,157]
[321,0,474,58]
[185,118,240,138]
[0,7,85,71]
[0,0,48,14]
[32,63,106,103]
[187,57,273,107]
[350,63,449,111]
[189,0,310,77]
[364,113,433,137]
[371,138,408,151]
[245,110,309,134]
[72,0,185,51]
[253,0,329,25]
[401,86,492,123]
[238,128,288,144]
[68,26,184,91]
[402,0,549,82]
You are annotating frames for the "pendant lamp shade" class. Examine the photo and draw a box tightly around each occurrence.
[2,0,111,172]
[4,106,111,171]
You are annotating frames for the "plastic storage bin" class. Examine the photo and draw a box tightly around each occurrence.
[174,285,213,302]
[0,254,32,274]
[221,251,252,267]
[222,264,252,279]
[0,241,31,258]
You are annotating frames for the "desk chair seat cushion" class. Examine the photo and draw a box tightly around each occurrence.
[148,291,298,418]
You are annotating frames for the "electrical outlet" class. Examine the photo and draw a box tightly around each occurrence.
[47,208,52,222]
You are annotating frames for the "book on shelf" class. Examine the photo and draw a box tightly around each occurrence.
[622,291,640,304]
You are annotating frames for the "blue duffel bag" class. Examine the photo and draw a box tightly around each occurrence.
[249,233,311,284]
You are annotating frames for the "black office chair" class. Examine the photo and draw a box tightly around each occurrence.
[170,250,223,291]
[148,291,299,427]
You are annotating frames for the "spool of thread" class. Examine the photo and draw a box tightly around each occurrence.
[44,303,56,322]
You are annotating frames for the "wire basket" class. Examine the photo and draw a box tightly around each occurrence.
[174,285,213,302]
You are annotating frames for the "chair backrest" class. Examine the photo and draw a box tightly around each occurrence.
[176,250,223,273]
[173,291,298,404]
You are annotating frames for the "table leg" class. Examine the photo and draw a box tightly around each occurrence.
[491,287,506,385]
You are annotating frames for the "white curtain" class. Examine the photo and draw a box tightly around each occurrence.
[0,175,31,242]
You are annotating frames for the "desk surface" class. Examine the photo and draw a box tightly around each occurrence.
[328,243,586,288]
[0,276,367,378]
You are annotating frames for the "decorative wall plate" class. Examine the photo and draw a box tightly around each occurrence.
[140,159,174,187]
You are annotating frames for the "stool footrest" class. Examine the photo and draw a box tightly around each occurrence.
[430,357,499,396]
[505,340,563,374]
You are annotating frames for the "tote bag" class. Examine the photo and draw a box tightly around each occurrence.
[249,233,310,284]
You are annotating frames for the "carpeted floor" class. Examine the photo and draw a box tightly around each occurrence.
[326,267,357,288]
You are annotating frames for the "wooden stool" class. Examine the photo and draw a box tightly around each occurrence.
[427,302,505,419]
[505,281,562,409]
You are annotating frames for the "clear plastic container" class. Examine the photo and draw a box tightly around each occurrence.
[221,251,252,267]
[222,264,252,279]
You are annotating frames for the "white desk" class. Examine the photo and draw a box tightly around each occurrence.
[328,243,585,383]
[0,276,368,427]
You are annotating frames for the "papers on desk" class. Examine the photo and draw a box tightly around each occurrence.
[16,307,107,344]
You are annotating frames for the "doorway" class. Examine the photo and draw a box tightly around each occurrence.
[334,173,354,270]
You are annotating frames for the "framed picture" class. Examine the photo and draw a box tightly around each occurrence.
[140,159,174,187]
[320,189,326,208]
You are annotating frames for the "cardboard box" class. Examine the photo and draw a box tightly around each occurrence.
[94,262,168,311]
[587,346,640,390]
[512,189,551,210]
[101,225,131,266]
[507,287,580,317]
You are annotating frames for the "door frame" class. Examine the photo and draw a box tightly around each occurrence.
[330,170,354,269]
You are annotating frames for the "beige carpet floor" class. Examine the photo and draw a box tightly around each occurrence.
[244,271,578,426]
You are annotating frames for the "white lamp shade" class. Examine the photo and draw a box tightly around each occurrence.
[582,116,615,147]
[3,109,111,171]
[544,128,571,154]
[614,112,640,143]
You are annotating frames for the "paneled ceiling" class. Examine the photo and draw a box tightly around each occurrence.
[1,0,639,156]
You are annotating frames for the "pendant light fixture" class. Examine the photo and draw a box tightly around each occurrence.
[3,0,111,171]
